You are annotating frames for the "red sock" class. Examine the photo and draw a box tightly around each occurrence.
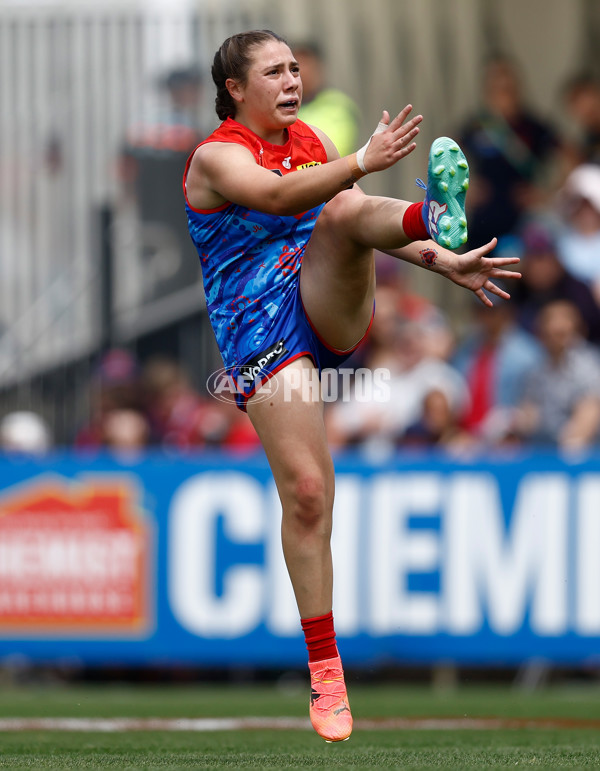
[402,201,429,241]
[301,611,339,663]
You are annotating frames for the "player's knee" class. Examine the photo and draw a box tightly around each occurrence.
[288,471,331,529]
[319,186,363,230]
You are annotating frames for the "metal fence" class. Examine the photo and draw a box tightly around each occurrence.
[1,4,207,383]
[0,0,596,442]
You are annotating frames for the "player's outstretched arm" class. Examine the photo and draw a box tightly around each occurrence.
[186,106,422,216]
[385,237,522,306]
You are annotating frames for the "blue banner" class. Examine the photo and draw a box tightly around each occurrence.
[1,450,600,668]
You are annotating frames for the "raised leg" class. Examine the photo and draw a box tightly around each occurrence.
[300,185,415,350]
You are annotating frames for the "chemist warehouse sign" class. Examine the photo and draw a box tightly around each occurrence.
[1,452,600,667]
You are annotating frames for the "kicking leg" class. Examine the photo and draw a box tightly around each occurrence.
[301,137,469,350]
[300,186,416,350]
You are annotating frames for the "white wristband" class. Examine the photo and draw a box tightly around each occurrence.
[355,119,388,173]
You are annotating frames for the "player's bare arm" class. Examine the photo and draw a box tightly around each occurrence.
[186,106,422,216]
[384,238,522,306]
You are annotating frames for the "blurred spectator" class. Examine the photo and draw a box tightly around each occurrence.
[511,300,600,451]
[562,72,600,165]
[373,255,456,361]
[121,66,204,167]
[75,349,143,449]
[326,285,469,455]
[141,355,229,451]
[452,287,542,444]
[0,411,52,455]
[556,164,600,304]
[294,41,360,157]
[116,66,205,309]
[119,65,204,198]
[220,410,262,455]
[510,217,600,342]
[458,55,564,245]
[402,388,474,451]
[101,408,150,459]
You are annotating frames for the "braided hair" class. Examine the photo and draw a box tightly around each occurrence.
[212,30,288,121]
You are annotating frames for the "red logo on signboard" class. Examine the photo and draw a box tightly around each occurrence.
[0,475,153,636]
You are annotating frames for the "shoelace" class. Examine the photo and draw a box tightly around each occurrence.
[415,177,427,192]
[311,668,347,710]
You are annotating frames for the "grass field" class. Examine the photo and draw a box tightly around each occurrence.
[1,678,600,769]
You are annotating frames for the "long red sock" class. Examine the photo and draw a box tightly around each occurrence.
[301,611,339,663]
[402,201,429,241]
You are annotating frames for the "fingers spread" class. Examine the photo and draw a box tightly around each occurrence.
[490,268,522,280]
[388,104,413,129]
[476,237,498,257]
[486,280,510,300]
[399,142,417,159]
[389,105,422,133]
[489,256,521,267]
[476,288,493,307]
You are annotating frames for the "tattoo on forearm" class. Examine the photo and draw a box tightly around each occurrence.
[420,247,438,267]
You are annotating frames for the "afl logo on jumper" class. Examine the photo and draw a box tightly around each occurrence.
[239,339,288,383]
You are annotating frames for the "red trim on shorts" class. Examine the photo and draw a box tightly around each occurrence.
[300,296,375,356]
[237,351,315,411]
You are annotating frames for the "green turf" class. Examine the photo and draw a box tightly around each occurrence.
[1,681,600,769]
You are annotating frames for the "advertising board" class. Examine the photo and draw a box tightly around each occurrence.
[0,452,599,668]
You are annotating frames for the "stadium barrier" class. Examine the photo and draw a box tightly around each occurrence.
[0,450,599,669]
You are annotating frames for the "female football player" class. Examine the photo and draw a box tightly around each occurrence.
[183,29,519,742]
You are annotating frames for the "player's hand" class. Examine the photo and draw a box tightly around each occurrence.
[362,106,422,172]
[446,237,521,306]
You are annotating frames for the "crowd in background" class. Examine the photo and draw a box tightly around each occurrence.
[3,51,600,457]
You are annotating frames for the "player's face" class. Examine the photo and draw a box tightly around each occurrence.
[231,40,302,140]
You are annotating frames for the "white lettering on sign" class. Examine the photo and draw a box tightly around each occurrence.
[0,532,137,582]
[0,476,151,631]
[575,475,600,634]
[264,481,298,637]
[168,472,264,638]
[368,474,441,635]
[167,469,599,641]
[331,476,363,636]
[444,473,568,636]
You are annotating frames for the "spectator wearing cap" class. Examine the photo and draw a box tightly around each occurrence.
[556,164,600,305]
[510,217,600,343]
[118,66,205,194]
[124,66,204,153]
